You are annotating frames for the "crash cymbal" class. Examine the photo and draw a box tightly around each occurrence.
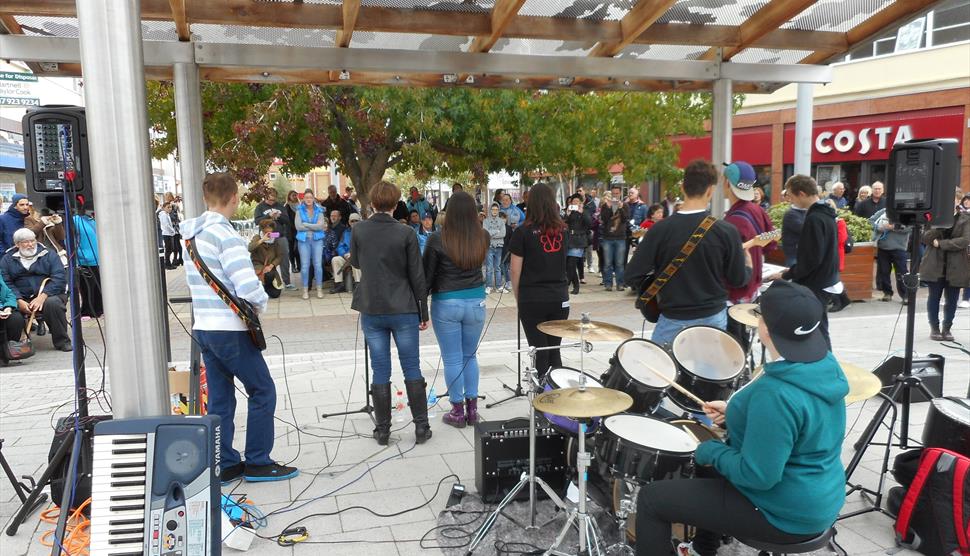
[841,361,883,404]
[533,387,633,418]
[537,320,634,342]
[729,303,760,328]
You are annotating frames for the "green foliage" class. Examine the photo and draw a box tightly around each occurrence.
[768,202,873,243]
[271,174,295,199]
[233,200,257,221]
[145,83,713,208]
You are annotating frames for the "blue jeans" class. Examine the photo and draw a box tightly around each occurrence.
[485,246,504,289]
[926,279,960,327]
[651,309,728,346]
[297,238,324,288]
[601,239,626,287]
[431,298,486,402]
[197,330,276,469]
[361,313,423,385]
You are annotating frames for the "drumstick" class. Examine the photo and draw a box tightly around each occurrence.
[641,362,708,408]
[681,426,701,444]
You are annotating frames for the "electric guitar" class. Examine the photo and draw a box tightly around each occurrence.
[742,229,781,250]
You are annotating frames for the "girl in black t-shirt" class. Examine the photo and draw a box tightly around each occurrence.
[509,183,569,377]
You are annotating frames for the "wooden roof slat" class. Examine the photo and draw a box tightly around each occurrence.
[799,0,941,64]
[336,0,361,48]
[168,0,189,41]
[468,0,527,53]
[698,0,818,61]
[589,0,678,58]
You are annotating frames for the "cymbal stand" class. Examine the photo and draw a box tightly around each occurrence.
[606,483,638,556]
[467,347,569,555]
[547,419,605,556]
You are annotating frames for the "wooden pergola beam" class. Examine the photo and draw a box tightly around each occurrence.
[468,0,527,53]
[589,0,677,58]
[799,0,942,64]
[699,0,818,61]
[168,0,189,41]
[335,0,361,48]
[0,13,53,77]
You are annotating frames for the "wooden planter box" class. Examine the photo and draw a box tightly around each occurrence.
[765,242,876,302]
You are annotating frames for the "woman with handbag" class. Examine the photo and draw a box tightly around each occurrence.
[0,274,28,366]
[920,187,970,342]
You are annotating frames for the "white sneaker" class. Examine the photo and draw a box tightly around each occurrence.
[501,286,511,293]
[676,542,702,556]
[960,300,970,309]
[485,287,492,294]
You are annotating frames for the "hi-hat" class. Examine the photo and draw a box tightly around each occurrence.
[729,303,760,327]
[841,361,883,404]
[537,320,634,342]
[533,387,633,418]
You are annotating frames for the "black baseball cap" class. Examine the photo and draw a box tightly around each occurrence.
[758,281,828,363]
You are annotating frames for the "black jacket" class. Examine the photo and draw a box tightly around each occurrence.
[599,203,629,240]
[253,201,291,237]
[392,200,410,222]
[350,213,429,321]
[783,202,839,292]
[423,232,486,295]
[565,210,591,250]
[322,196,353,223]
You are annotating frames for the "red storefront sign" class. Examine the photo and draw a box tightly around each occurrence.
[782,107,965,163]
[672,107,965,167]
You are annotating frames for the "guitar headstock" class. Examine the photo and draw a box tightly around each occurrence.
[749,230,781,248]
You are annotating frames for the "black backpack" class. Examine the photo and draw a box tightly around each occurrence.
[894,447,970,555]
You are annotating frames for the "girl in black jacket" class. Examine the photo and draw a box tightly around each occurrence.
[565,195,591,295]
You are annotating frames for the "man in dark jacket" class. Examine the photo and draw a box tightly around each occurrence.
[0,228,71,351]
[0,194,31,254]
[321,185,353,222]
[853,180,886,218]
[253,188,294,290]
[768,175,839,348]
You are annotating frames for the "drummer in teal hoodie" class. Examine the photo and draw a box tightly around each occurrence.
[636,280,848,556]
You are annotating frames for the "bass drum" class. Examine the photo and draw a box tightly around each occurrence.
[669,326,746,413]
[541,367,604,436]
[601,338,677,414]
[922,397,970,457]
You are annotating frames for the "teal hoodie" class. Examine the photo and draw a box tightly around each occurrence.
[694,353,848,535]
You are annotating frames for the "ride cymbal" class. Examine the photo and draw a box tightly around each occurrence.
[841,361,883,404]
[537,320,634,342]
[533,387,633,418]
[728,304,760,328]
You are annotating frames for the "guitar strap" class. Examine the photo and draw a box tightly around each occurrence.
[638,215,717,306]
[185,238,259,331]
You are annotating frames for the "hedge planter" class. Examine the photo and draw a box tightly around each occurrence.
[764,242,877,302]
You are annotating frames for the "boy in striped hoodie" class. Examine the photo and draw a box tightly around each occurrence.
[180,173,298,484]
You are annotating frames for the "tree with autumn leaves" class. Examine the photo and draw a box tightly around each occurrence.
[146,81,720,208]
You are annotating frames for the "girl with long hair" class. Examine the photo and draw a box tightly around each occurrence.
[285,190,301,273]
[509,183,569,377]
[423,192,490,427]
[294,189,327,299]
[564,194,591,295]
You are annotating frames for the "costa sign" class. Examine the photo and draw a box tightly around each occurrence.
[815,125,912,155]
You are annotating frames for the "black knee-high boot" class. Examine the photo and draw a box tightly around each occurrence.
[404,379,432,444]
[371,383,392,445]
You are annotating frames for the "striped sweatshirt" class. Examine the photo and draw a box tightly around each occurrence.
[180,211,268,331]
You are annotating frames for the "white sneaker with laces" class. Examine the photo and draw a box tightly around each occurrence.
[485,287,492,294]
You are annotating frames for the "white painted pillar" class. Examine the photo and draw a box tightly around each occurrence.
[711,78,732,216]
[173,61,206,219]
[794,82,814,177]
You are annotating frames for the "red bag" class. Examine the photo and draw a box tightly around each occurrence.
[894,448,970,555]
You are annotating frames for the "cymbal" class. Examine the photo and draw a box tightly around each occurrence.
[537,320,634,342]
[841,361,883,404]
[729,304,761,328]
[533,387,633,418]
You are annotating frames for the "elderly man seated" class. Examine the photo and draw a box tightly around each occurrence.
[0,228,71,351]
[330,212,362,294]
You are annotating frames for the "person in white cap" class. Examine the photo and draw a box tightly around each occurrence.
[330,211,362,294]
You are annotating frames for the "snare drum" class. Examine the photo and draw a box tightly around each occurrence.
[594,414,696,484]
[602,339,677,414]
[669,326,746,412]
[541,367,604,436]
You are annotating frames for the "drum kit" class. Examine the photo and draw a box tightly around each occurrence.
[468,311,884,556]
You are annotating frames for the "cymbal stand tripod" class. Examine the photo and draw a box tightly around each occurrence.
[466,346,573,555]
[607,482,638,556]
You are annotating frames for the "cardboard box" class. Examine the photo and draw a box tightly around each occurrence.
[168,367,207,415]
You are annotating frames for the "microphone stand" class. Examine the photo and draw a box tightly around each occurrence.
[488,250,527,409]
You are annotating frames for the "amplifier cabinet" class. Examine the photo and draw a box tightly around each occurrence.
[474,417,568,503]
[873,354,944,403]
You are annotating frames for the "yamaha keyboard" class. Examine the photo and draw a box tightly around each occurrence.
[90,416,221,556]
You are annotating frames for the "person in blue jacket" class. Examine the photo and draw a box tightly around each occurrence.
[329,213,361,293]
[73,206,103,318]
[635,280,848,556]
[0,195,32,254]
[0,273,27,365]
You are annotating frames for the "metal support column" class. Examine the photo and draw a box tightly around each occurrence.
[794,83,814,176]
[173,61,205,219]
[711,77,732,217]
[76,0,169,418]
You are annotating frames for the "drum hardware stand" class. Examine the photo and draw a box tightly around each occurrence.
[606,485,637,556]
[839,227,934,521]
[547,419,605,556]
[467,354,570,555]
[488,316,527,408]
[321,338,374,421]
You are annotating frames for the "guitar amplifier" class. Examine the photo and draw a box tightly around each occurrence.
[873,354,944,403]
[474,417,568,503]
[90,415,221,556]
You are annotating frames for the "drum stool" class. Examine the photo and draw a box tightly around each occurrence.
[737,527,846,556]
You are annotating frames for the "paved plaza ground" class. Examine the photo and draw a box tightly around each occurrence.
[0,267,967,555]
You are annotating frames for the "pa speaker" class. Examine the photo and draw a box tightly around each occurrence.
[22,105,93,213]
[886,138,959,228]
